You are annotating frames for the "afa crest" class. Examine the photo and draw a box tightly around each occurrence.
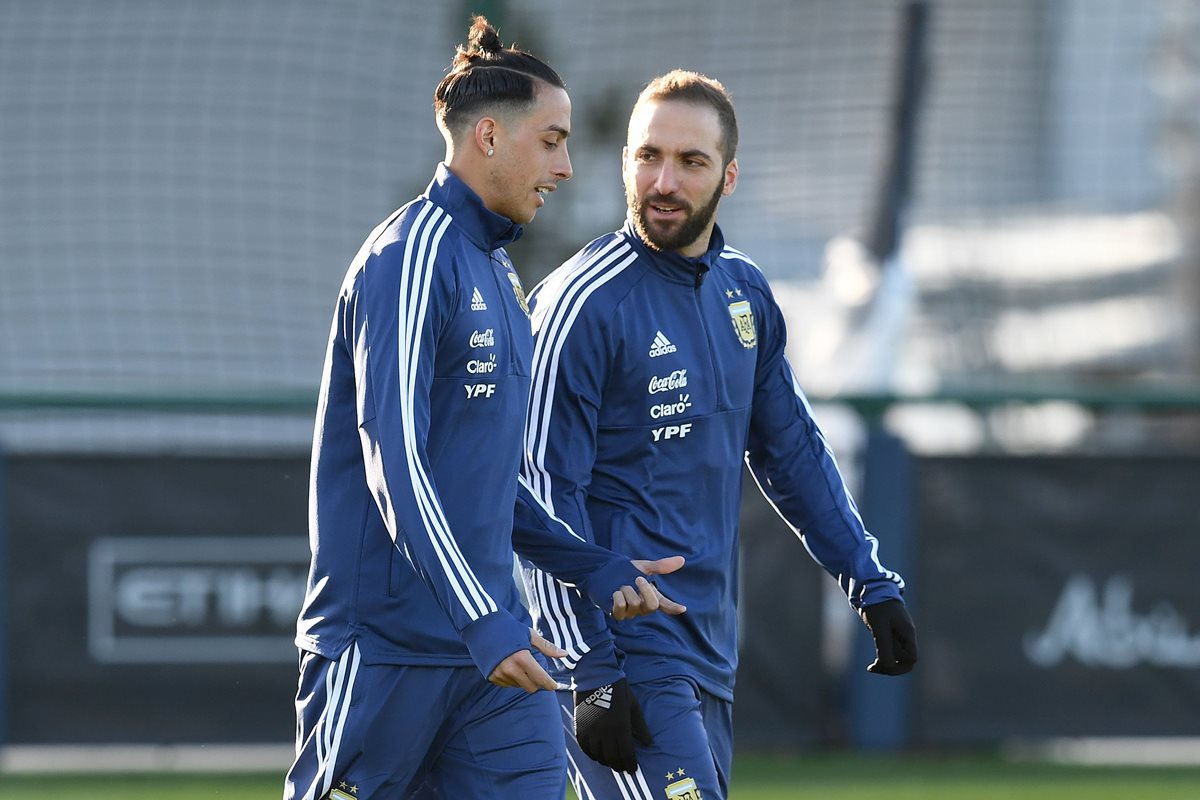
[727,299,756,349]
[665,776,702,799]
[506,270,530,317]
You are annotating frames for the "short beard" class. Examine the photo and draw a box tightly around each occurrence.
[628,178,724,254]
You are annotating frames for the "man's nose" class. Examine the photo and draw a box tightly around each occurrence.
[554,145,572,181]
[653,162,678,194]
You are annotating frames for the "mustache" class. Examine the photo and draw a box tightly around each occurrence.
[641,193,693,212]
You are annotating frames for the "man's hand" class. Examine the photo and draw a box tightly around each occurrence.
[859,599,919,675]
[612,556,688,621]
[574,678,651,774]
[488,628,567,692]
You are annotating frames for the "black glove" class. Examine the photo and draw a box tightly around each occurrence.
[573,678,652,773]
[860,598,919,675]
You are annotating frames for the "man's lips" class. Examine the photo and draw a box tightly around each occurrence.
[644,196,688,220]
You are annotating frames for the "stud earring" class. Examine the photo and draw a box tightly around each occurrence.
[487,148,494,157]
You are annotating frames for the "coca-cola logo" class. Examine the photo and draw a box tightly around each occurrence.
[469,329,495,348]
[648,369,688,394]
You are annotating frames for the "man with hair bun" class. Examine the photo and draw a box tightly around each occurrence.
[284,19,686,799]
[520,69,919,799]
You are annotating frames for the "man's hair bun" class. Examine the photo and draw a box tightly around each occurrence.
[466,16,503,56]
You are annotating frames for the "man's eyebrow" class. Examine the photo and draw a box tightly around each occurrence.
[544,124,570,139]
[680,148,714,161]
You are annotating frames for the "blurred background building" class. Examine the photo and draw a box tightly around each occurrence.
[0,0,1198,767]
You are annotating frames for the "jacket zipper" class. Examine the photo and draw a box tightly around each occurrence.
[489,252,520,373]
[692,264,726,413]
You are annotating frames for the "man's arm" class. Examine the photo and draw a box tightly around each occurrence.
[520,266,629,687]
[513,474,685,620]
[745,278,917,674]
[353,205,530,682]
[520,260,662,773]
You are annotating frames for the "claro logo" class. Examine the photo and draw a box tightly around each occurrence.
[88,537,308,664]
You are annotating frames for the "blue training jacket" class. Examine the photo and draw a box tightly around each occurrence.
[520,219,905,700]
[296,165,642,679]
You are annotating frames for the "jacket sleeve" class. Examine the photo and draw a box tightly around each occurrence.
[353,205,530,679]
[518,281,624,688]
[745,280,906,610]
[512,475,643,610]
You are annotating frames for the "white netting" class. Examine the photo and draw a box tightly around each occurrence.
[1,1,1197,452]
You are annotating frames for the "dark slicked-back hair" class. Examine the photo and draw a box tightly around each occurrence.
[434,16,565,137]
[634,70,738,166]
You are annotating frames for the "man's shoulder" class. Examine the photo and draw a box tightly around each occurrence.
[380,197,460,250]
[716,243,765,276]
[354,198,469,275]
[532,230,643,313]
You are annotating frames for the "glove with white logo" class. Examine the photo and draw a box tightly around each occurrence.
[859,598,919,675]
[573,678,652,774]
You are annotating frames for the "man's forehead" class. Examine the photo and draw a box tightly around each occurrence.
[529,84,572,130]
[628,99,720,148]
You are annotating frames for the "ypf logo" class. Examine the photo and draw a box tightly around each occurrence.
[652,423,692,442]
[464,383,496,399]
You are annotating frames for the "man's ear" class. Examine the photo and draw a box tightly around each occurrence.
[474,116,499,156]
[722,157,739,197]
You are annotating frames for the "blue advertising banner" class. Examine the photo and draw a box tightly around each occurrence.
[2,455,309,744]
[913,455,1200,744]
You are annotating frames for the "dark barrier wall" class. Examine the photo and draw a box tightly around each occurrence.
[914,455,1200,744]
[0,456,826,747]
[2,455,310,744]
[733,473,825,750]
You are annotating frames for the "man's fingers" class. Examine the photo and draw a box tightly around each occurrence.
[611,589,628,621]
[867,628,896,674]
[489,650,558,692]
[895,624,919,666]
[634,577,662,612]
[655,588,687,615]
[529,628,567,660]
[611,584,642,620]
[861,600,918,676]
[631,555,685,576]
[528,660,559,691]
[488,672,517,689]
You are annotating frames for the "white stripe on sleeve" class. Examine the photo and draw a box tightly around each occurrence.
[525,238,636,506]
[394,203,499,620]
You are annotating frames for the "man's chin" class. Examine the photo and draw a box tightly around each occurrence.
[510,206,537,225]
[639,219,683,251]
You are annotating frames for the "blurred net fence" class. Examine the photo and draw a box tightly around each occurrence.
[1,0,1198,453]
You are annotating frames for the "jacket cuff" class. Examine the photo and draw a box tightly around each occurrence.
[855,579,904,610]
[577,557,644,613]
[460,611,533,679]
[566,640,625,690]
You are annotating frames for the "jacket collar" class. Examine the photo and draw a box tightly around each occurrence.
[621,216,726,286]
[425,163,524,251]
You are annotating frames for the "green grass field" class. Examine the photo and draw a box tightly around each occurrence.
[2,755,1199,799]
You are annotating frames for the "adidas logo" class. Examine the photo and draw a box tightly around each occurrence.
[649,330,677,357]
[584,684,614,710]
[470,287,487,311]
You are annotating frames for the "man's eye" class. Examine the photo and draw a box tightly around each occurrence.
[544,140,558,150]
